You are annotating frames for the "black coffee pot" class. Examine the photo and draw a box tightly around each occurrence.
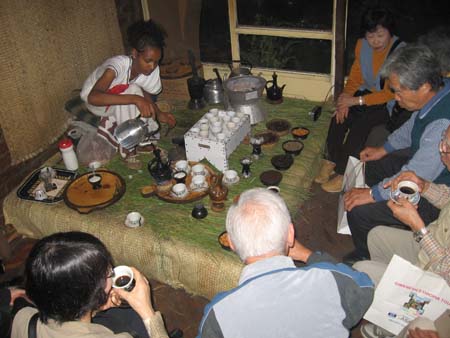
[148,149,172,184]
[187,49,206,109]
[265,72,286,104]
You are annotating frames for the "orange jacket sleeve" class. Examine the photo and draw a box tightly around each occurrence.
[343,38,395,106]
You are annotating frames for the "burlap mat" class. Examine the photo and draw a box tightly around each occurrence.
[0,0,123,164]
[3,98,332,298]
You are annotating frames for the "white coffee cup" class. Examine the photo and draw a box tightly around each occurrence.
[175,160,189,172]
[200,123,209,131]
[199,130,209,138]
[34,189,48,201]
[267,186,280,194]
[217,133,226,141]
[211,126,222,135]
[227,122,236,130]
[112,265,135,291]
[209,108,219,115]
[224,170,238,182]
[212,121,222,128]
[218,110,227,118]
[209,116,219,124]
[192,164,206,176]
[125,211,143,228]
[205,112,214,120]
[192,175,206,189]
[172,183,187,197]
[390,180,420,205]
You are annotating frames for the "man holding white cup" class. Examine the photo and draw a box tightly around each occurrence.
[353,127,450,338]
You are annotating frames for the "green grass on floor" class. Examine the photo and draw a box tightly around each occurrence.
[102,98,332,253]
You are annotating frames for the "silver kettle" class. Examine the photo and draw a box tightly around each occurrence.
[203,68,224,104]
[114,117,160,149]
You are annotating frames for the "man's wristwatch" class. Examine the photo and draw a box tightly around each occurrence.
[413,227,429,243]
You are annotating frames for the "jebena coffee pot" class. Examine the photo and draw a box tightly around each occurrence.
[265,72,286,104]
[148,149,172,184]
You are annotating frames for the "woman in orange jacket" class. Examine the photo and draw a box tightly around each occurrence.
[319,7,405,192]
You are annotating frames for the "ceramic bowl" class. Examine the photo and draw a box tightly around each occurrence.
[282,140,304,156]
[259,170,283,186]
[291,127,310,140]
[271,154,294,171]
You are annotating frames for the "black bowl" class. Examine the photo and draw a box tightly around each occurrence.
[271,154,294,171]
[291,127,310,140]
[282,140,304,156]
[259,170,283,186]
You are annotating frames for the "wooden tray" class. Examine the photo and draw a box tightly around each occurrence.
[63,170,126,214]
[141,163,216,204]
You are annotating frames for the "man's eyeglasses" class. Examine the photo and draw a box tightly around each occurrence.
[439,131,450,154]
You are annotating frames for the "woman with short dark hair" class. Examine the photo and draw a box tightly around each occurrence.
[318,6,406,192]
[11,231,168,338]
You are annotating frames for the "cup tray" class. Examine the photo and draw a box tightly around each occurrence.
[142,162,215,204]
[17,167,77,204]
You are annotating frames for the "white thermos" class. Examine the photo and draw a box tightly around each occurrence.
[59,139,79,171]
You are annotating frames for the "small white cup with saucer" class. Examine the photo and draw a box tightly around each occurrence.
[223,170,239,186]
[125,212,144,228]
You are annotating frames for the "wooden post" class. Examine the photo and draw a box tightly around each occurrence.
[334,0,347,99]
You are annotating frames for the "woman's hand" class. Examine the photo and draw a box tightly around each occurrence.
[383,171,429,193]
[157,111,176,128]
[114,267,155,320]
[387,199,425,231]
[134,96,157,119]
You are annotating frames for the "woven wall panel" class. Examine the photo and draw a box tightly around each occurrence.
[0,0,124,164]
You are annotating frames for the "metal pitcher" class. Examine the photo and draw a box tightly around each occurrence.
[114,117,160,149]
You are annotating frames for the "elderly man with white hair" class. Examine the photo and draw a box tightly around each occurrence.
[197,188,374,338]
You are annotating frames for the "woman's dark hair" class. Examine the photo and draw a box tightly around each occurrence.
[127,19,167,52]
[360,7,395,36]
[25,232,114,324]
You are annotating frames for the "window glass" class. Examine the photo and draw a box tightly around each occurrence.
[199,0,231,63]
[239,35,331,74]
[237,0,333,30]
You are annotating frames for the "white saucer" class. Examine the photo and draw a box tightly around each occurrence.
[125,216,144,228]
[223,176,240,186]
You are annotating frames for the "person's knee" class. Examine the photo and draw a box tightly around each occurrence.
[367,226,387,255]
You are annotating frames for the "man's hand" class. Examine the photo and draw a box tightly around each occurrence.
[334,107,349,124]
[383,171,429,193]
[344,188,375,211]
[134,96,157,119]
[360,146,387,162]
[114,267,155,320]
[408,328,440,338]
[387,199,425,231]
[288,239,312,262]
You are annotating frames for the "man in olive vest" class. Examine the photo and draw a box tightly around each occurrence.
[342,44,450,264]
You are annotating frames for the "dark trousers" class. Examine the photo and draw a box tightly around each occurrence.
[326,103,389,175]
[347,149,441,257]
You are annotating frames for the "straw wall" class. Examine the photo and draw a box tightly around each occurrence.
[0,0,123,164]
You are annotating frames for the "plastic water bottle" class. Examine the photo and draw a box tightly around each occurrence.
[59,139,79,171]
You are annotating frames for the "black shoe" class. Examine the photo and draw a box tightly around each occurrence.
[342,250,368,266]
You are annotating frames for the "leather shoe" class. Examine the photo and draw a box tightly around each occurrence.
[342,250,369,266]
